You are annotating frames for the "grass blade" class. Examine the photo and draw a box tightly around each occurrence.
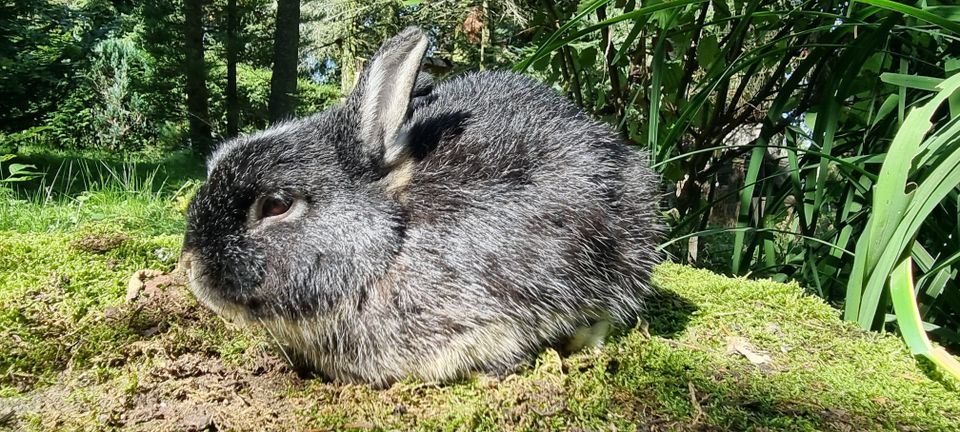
[854,73,960,328]
[731,143,767,274]
[890,257,960,380]
[854,0,960,35]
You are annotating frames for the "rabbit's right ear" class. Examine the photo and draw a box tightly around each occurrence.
[355,27,429,169]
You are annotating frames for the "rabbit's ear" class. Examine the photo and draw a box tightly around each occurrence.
[357,27,429,168]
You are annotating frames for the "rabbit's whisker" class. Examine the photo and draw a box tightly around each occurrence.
[259,317,296,370]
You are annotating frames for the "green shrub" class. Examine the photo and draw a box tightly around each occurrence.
[205,64,342,134]
[85,37,154,152]
[297,78,343,115]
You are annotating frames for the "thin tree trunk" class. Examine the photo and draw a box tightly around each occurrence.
[597,5,624,118]
[226,0,239,137]
[479,0,488,71]
[339,34,358,93]
[339,0,363,94]
[184,0,212,154]
[269,0,300,123]
[540,0,583,107]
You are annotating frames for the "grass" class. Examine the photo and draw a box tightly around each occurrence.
[0,148,202,235]
[0,149,958,430]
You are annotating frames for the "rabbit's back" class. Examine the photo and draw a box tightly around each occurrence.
[370,71,661,377]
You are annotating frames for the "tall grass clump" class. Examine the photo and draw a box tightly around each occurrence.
[0,154,200,235]
[514,0,960,372]
[849,74,960,379]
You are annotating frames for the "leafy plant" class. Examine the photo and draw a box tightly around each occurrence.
[848,73,960,379]
[86,37,154,152]
[0,155,42,183]
[514,0,960,354]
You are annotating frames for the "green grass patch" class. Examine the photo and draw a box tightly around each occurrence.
[0,186,193,234]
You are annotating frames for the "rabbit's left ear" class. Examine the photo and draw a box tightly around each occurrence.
[356,27,429,168]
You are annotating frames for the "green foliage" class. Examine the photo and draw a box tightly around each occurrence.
[850,74,960,379]
[205,64,342,132]
[0,1,185,153]
[86,37,155,151]
[234,64,272,128]
[0,154,41,183]
[0,149,203,234]
[0,0,86,131]
[516,0,960,357]
[1,0,286,154]
[136,0,187,130]
[891,258,960,381]
[297,79,344,115]
[301,0,536,91]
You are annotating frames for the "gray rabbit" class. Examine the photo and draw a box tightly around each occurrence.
[182,27,662,387]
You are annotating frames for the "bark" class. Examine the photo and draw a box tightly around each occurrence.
[269,0,300,123]
[184,0,212,154]
[225,0,239,137]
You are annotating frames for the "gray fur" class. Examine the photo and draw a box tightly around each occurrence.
[183,27,663,387]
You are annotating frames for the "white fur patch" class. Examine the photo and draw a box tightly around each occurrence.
[565,320,611,352]
[414,323,528,383]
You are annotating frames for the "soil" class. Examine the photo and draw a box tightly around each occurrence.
[70,233,130,254]
[3,271,313,431]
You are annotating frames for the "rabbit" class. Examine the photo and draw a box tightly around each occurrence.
[181,27,663,388]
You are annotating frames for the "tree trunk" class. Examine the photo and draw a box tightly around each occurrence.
[225,0,239,137]
[339,0,363,95]
[479,0,487,71]
[268,0,300,123]
[540,0,583,107]
[184,0,212,154]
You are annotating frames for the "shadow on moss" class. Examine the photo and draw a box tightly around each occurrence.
[916,356,960,393]
[642,287,698,338]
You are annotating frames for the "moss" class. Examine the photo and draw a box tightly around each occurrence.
[0,230,181,390]
[1,233,959,431]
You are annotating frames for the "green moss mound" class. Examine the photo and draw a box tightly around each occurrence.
[1,231,958,431]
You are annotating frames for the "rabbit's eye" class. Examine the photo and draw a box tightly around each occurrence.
[261,196,292,218]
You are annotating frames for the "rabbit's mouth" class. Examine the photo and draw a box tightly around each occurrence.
[179,251,255,323]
